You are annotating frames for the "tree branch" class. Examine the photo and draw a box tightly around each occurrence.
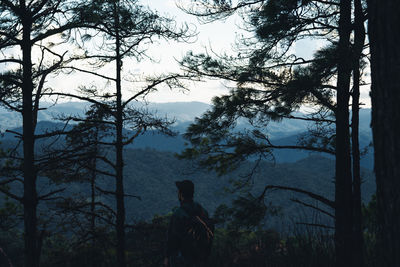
[0,58,23,64]
[0,187,22,202]
[295,222,335,229]
[291,198,335,218]
[38,188,66,201]
[62,66,116,81]
[259,185,335,208]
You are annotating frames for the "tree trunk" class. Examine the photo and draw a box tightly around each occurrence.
[91,138,97,267]
[351,47,363,267]
[368,0,400,266]
[335,1,353,266]
[351,1,365,266]
[21,8,39,267]
[114,2,126,267]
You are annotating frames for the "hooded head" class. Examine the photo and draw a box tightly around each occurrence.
[175,180,194,201]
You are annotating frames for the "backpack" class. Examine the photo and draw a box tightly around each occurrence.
[180,205,215,261]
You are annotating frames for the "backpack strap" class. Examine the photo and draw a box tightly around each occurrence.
[195,215,214,238]
[181,205,214,239]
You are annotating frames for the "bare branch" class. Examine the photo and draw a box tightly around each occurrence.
[5,129,22,137]
[122,74,191,108]
[264,143,335,155]
[0,58,23,64]
[259,185,335,208]
[0,99,22,113]
[282,115,336,124]
[291,198,335,218]
[0,177,23,186]
[260,136,335,155]
[62,66,116,81]
[295,222,335,229]
[38,188,66,201]
[122,126,143,145]
[0,187,22,202]
[95,186,141,200]
[41,92,113,114]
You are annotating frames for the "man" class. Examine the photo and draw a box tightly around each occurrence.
[164,180,213,267]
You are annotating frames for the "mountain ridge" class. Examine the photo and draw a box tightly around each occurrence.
[0,102,374,169]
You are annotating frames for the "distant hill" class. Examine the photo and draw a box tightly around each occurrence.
[0,105,375,169]
[94,149,375,229]
[0,101,210,132]
[0,142,375,231]
[0,101,373,137]
[0,101,374,174]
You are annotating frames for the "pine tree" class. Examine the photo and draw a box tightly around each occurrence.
[178,1,367,266]
[44,1,194,265]
[0,1,88,266]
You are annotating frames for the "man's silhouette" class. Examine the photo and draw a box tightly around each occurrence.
[164,180,211,267]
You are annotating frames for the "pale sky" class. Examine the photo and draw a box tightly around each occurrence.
[126,0,241,103]
[4,0,371,106]
[45,0,239,104]
[137,0,371,106]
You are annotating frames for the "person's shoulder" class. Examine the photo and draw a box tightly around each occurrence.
[193,201,204,209]
[172,206,189,219]
[193,202,209,216]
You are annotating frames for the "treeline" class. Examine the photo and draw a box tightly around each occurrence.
[0,194,380,267]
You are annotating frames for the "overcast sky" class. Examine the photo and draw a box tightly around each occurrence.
[140,0,371,106]
[44,0,240,104]
[4,0,370,106]
[122,0,242,103]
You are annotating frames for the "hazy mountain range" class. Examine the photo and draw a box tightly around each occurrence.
[0,102,376,226]
[0,101,211,132]
[0,101,373,135]
[0,101,374,168]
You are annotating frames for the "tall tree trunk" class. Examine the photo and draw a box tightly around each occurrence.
[21,7,39,267]
[351,49,363,267]
[335,1,353,266]
[351,1,365,266]
[91,137,97,267]
[368,0,400,266]
[114,2,126,267]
